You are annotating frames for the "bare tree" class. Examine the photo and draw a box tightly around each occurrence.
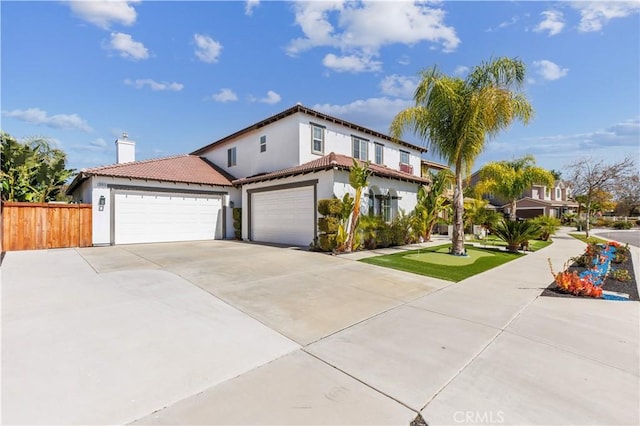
[566,156,635,237]
[614,173,640,216]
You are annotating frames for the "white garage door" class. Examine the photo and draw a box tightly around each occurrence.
[114,191,222,244]
[251,186,315,246]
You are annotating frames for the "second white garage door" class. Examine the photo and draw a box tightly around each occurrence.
[251,186,315,246]
[114,191,222,244]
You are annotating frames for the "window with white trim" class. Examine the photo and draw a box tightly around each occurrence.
[352,136,368,160]
[381,196,392,222]
[400,150,410,164]
[227,147,237,167]
[374,143,384,165]
[311,124,324,154]
[260,135,266,153]
[556,187,561,199]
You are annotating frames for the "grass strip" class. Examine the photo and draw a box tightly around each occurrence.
[568,233,609,244]
[360,244,522,282]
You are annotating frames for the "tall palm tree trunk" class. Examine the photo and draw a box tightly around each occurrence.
[451,174,465,255]
[510,199,518,221]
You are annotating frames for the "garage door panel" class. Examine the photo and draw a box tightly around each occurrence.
[114,192,222,244]
[251,186,314,246]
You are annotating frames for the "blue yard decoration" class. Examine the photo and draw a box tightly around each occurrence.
[579,244,615,287]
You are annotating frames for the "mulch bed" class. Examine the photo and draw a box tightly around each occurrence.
[542,254,639,301]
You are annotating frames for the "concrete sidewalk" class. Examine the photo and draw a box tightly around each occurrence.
[139,229,639,425]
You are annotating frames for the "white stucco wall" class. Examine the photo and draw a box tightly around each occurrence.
[297,116,422,176]
[332,171,420,219]
[200,115,300,179]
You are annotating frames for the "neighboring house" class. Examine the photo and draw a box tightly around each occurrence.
[421,159,449,177]
[467,171,578,219]
[68,104,429,247]
[506,181,578,219]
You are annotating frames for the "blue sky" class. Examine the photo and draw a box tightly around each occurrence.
[2,1,639,176]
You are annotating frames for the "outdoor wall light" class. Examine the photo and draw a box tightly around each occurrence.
[98,195,106,211]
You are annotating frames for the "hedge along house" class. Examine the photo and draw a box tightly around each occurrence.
[68,104,430,247]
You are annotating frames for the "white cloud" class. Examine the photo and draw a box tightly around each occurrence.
[379,75,417,98]
[73,137,109,153]
[312,97,414,134]
[322,53,381,73]
[453,65,469,76]
[245,0,259,16]
[483,117,640,168]
[572,1,640,32]
[255,90,281,104]
[487,15,520,32]
[194,34,222,63]
[534,10,565,36]
[2,107,93,132]
[124,78,183,91]
[212,88,238,102]
[533,60,569,81]
[107,32,149,60]
[67,0,139,29]
[287,1,460,72]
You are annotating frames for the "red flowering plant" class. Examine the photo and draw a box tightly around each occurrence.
[548,259,603,298]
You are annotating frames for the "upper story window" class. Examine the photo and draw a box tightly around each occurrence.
[544,187,551,198]
[399,150,413,174]
[374,143,384,165]
[227,147,237,167]
[400,150,410,165]
[259,135,267,153]
[352,136,368,161]
[311,124,324,154]
[556,188,561,199]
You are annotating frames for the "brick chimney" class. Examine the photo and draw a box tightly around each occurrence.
[115,132,135,164]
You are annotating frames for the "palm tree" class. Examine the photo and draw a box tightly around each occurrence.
[413,169,454,241]
[344,159,370,252]
[391,57,533,255]
[475,154,555,220]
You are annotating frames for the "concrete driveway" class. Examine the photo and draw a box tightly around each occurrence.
[2,241,449,425]
[3,235,638,425]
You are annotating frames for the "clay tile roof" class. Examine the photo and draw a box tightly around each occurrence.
[233,152,430,185]
[67,155,234,195]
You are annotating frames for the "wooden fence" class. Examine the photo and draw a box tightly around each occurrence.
[1,202,92,251]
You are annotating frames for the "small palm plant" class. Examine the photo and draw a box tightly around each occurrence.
[493,218,541,252]
[529,216,560,241]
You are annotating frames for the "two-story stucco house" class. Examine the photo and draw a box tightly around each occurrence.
[67,104,429,247]
[507,181,578,219]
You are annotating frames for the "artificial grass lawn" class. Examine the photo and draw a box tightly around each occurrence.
[360,244,523,282]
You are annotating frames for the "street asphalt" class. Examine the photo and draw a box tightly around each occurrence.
[2,228,638,425]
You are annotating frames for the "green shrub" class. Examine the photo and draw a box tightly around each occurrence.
[232,207,242,221]
[610,268,631,282]
[233,220,241,230]
[391,212,413,246]
[592,217,613,228]
[318,216,340,233]
[529,216,560,241]
[318,233,337,252]
[317,198,343,216]
[493,219,541,252]
[234,230,242,239]
[613,220,633,230]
